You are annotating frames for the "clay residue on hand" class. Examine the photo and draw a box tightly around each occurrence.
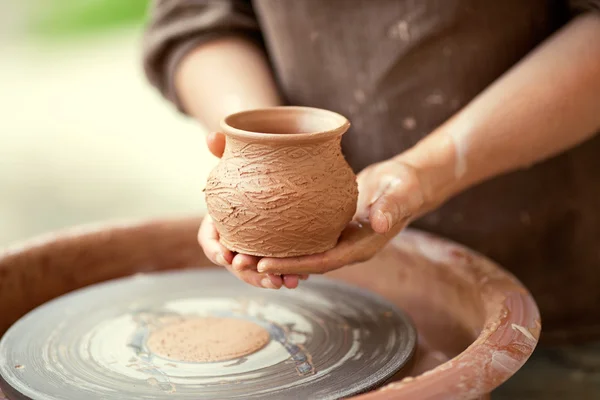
[146,317,270,363]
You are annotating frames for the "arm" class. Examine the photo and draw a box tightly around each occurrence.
[258,12,600,275]
[403,12,600,211]
[144,0,297,289]
[142,0,282,132]
[175,36,282,132]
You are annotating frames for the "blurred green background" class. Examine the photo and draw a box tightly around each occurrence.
[0,0,215,246]
[30,0,149,37]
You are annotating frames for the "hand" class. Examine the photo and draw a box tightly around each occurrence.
[199,132,307,289]
[256,158,427,275]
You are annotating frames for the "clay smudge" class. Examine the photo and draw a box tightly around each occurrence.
[146,317,270,363]
[146,377,176,393]
[491,350,521,373]
[425,92,445,105]
[264,319,315,376]
[223,357,248,367]
[292,343,315,376]
[446,115,473,179]
[388,20,411,41]
[402,117,417,130]
[354,89,366,104]
[511,323,536,342]
[146,377,159,387]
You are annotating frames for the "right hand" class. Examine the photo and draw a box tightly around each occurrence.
[199,132,307,289]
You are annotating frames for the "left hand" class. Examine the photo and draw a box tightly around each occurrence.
[256,158,427,275]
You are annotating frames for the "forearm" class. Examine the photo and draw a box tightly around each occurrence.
[401,13,600,212]
[175,36,282,131]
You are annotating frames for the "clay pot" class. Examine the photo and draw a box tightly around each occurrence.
[204,106,358,258]
[0,217,540,399]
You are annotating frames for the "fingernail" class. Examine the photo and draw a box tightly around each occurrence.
[300,275,309,280]
[216,253,229,266]
[232,259,244,271]
[384,211,394,230]
[376,210,393,231]
[260,277,277,289]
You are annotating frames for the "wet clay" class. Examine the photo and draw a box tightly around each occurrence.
[146,317,270,362]
[204,107,358,258]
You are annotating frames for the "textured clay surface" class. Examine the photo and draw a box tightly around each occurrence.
[205,108,358,258]
[146,317,270,362]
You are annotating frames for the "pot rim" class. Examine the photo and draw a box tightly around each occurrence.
[220,106,351,142]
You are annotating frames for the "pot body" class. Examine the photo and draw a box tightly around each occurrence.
[205,133,358,257]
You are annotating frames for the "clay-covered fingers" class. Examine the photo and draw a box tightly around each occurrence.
[232,253,262,272]
[258,251,332,276]
[355,161,425,234]
[224,263,283,289]
[198,224,282,289]
[283,275,300,289]
[233,254,304,289]
[199,221,303,289]
[198,216,234,266]
[368,168,424,234]
[354,169,380,221]
[206,132,226,158]
[257,221,388,275]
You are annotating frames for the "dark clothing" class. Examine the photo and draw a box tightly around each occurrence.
[143,0,600,344]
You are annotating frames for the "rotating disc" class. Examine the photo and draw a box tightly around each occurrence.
[0,269,416,400]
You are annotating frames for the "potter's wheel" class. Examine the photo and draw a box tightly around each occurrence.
[0,269,416,400]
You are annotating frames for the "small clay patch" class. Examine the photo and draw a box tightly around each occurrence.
[146,317,270,363]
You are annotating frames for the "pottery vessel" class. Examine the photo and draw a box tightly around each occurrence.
[0,217,541,399]
[204,106,358,258]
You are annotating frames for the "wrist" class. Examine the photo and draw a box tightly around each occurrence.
[394,128,463,215]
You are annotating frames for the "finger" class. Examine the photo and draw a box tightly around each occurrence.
[355,172,378,220]
[283,275,300,289]
[232,253,261,272]
[258,221,385,275]
[299,274,309,280]
[369,175,424,234]
[206,132,226,158]
[198,217,233,265]
[258,251,329,275]
[224,264,282,289]
[366,175,404,233]
[266,273,284,289]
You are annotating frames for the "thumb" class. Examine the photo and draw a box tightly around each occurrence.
[369,173,424,234]
[207,132,226,158]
